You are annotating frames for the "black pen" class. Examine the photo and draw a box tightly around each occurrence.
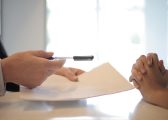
[48,55,94,61]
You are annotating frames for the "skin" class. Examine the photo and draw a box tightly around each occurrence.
[55,67,84,81]
[130,53,168,109]
[1,50,84,89]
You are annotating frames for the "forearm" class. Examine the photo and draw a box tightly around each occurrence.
[153,88,168,109]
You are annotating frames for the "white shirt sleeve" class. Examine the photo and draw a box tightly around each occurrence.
[0,59,6,96]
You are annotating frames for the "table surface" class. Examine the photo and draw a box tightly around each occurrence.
[0,89,168,120]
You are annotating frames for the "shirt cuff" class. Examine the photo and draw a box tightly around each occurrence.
[0,59,6,96]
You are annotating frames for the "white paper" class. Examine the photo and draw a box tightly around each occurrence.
[20,63,134,101]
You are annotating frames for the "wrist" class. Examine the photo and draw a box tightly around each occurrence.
[1,58,12,83]
[154,88,168,108]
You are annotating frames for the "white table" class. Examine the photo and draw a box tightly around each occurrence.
[0,89,168,120]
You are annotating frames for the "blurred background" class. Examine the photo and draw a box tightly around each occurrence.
[1,0,168,79]
[46,0,168,79]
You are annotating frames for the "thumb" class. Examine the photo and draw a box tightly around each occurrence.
[159,60,166,75]
[31,50,54,58]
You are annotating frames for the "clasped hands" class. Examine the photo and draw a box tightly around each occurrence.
[129,53,168,108]
[129,53,168,89]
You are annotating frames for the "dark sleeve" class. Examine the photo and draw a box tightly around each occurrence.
[0,40,7,58]
[0,41,20,92]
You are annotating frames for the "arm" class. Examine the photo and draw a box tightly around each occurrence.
[130,53,168,109]
[1,50,65,89]
[153,88,168,108]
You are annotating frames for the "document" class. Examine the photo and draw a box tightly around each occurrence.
[20,63,134,101]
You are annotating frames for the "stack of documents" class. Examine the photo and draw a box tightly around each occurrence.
[20,63,134,101]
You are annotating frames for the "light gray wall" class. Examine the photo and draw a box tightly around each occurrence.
[1,0,46,55]
[145,0,167,61]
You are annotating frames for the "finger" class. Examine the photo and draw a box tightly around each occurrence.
[132,68,143,81]
[151,53,159,67]
[136,57,147,74]
[146,53,153,66]
[48,60,66,69]
[76,69,85,75]
[31,50,54,58]
[62,68,78,81]
[129,75,140,88]
[55,67,78,81]
[132,63,138,71]
[69,67,85,75]
[132,80,140,89]
[131,64,143,81]
[158,60,166,75]
[64,71,78,81]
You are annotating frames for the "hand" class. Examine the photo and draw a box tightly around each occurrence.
[130,53,168,108]
[158,60,168,87]
[55,67,85,81]
[130,53,168,88]
[1,50,65,88]
[129,55,147,89]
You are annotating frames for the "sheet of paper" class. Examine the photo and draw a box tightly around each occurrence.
[20,63,134,101]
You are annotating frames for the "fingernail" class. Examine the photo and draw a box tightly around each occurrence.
[148,58,153,66]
